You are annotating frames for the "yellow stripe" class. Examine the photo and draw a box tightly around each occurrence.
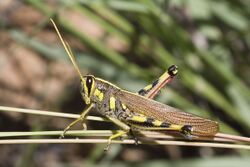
[90,77,95,96]
[94,89,101,96]
[152,120,162,126]
[131,115,147,123]
[94,89,104,101]
[144,84,153,91]
[98,92,104,101]
[121,103,127,110]
[172,69,178,75]
[159,71,169,82]
[83,83,88,96]
[109,96,116,110]
[169,124,183,130]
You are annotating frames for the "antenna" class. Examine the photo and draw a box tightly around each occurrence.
[50,18,84,80]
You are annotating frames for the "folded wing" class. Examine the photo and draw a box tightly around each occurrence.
[116,90,219,136]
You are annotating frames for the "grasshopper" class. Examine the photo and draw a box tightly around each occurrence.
[51,19,219,150]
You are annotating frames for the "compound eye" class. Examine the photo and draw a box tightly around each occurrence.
[86,76,93,95]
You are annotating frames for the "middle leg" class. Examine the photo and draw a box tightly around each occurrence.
[104,116,131,151]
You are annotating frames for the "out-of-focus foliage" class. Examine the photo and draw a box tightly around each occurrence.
[0,0,250,166]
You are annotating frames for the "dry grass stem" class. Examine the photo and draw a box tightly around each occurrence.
[0,138,249,150]
[1,105,250,149]
[0,106,106,122]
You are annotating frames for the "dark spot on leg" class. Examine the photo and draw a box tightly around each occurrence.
[168,65,178,76]
[146,118,154,124]
[138,89,146,96]
[160,122,170,127]
[181,125,193,139]
[152,79,159,87]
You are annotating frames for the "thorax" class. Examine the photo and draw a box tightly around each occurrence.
[90,79,132,119]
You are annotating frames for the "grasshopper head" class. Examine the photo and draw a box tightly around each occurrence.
[81,75,96,105]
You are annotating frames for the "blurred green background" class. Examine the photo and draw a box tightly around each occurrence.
[0,0,250,166]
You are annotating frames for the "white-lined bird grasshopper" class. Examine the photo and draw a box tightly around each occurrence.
[51,19,219,150]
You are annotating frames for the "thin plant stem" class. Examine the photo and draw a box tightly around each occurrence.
[0,130,249,143]
[0,106,106,122]
[0,138,249,150]
[1,106,250,146]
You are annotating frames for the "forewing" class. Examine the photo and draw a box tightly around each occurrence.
[116,90,219,136]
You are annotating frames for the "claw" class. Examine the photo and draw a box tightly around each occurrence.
[130,130,139,145]
[82,122,87,130]
[104,138,112,151]
[59,125,72,139]
[134,137,139,145]
[59,130,66,139]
